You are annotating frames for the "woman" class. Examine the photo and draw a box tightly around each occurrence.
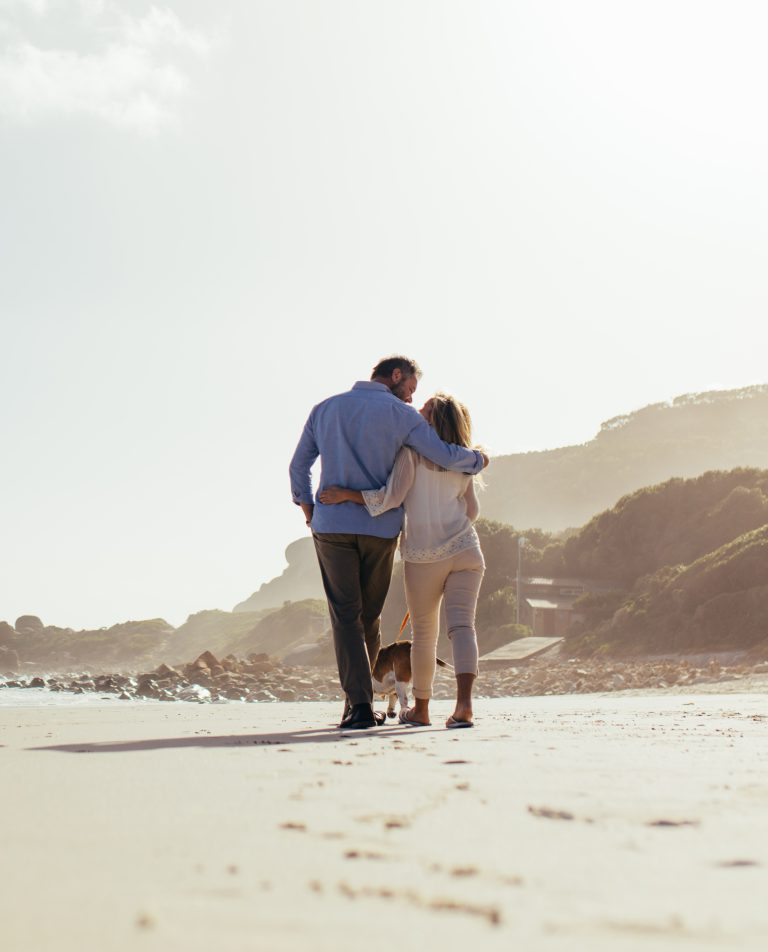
[319,392,485,728]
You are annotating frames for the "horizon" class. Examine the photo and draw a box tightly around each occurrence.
[2,1,767,630]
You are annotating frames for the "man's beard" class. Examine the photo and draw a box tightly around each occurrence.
[389,380,409,402]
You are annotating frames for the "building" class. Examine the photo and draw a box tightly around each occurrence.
[521,577,615,637]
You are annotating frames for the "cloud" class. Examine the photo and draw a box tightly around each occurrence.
[0,39,187,130]
[0,2,213,132]
[121,7,211,58]
[0,0,49,15]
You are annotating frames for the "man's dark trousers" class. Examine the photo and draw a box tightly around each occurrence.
[313,533,398,706]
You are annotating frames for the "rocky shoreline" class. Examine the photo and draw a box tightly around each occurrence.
[2,649,768,703]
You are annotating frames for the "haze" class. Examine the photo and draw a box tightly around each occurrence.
[2,0,766,630]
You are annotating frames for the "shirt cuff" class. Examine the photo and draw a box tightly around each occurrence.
[292,493,314,505]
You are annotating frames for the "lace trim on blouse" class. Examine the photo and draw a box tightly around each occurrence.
[401,525,480,563]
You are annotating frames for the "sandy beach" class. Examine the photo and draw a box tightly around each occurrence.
[2,691,767,952]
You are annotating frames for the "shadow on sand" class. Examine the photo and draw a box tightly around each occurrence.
[27,723,443,754]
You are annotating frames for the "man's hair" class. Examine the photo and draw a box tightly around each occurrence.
[371,355,422,381]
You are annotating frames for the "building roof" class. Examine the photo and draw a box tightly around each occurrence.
[480,636,564,663]
[524,577,618,592]
[526,596,580,611]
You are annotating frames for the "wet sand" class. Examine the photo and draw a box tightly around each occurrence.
[2,694,767,951]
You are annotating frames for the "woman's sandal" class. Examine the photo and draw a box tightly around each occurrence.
[445,715,474,729]
[398,709,431,727]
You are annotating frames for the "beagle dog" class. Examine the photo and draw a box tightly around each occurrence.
[371,641,452,717]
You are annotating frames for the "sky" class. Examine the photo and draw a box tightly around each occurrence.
[1,0,766,631]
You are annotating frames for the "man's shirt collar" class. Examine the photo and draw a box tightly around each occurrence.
[351,381,392,394]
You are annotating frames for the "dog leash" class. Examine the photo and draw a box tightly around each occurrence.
[396,611,410,641]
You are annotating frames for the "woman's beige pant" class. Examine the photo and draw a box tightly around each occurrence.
[403,546,485,700]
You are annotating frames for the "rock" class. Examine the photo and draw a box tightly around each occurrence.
[14,615,44,633]
[194,651,220,670]
[272,688,297,701]
[244,661,275,674]
[612,673,626,689]
[135,676,160,698]
[28,676,46,689]
[94,676,119,692]
[188,670,213,687]
[154,663,181,679]
[0,646,20,676]
[0,621,16,643]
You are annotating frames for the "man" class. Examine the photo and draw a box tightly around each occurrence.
[289,355,489,730]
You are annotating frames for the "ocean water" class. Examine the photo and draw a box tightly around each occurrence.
[0,686,132,708]
[0,685,217,708]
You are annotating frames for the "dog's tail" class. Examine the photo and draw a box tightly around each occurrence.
[436,657,454,671]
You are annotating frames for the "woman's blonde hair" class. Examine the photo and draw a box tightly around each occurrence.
[425,392,484,484]
[428,391,473,447]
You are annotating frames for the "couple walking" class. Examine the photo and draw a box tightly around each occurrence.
[289,356,489,730]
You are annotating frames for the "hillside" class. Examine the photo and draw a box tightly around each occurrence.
[162,609,269,664]
[527,468,768,583]
[223,599,329,659]
[482,385,768,530]
[567,525,768,657]
[233,538,321,614]
[0,618,175,670]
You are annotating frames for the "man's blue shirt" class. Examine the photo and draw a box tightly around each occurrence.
[289,381,485,538]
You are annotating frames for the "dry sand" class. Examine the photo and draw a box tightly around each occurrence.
[2,691,767,952]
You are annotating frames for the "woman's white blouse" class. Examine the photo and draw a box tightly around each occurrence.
[362,447,481,562]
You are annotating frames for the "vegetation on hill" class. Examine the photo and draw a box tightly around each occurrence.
[482,385,768,530]
[568,525,768,657]
[531,468,768,584]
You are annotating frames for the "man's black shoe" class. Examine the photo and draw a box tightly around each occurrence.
[338,703,378,730]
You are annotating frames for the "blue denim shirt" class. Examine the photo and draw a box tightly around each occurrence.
[289,381,485,538]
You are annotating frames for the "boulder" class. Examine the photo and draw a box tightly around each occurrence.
[0,621,16,644]
[0,646,20,676]
[135,676,160,698]
[244,661,275,675]
[15,615,44,633]
[154,663,181,680]
[194,651,220,670]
